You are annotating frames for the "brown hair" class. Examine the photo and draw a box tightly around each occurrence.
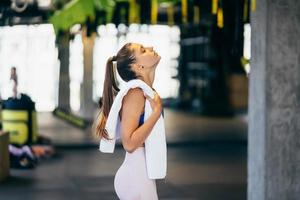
[94,43,139,140]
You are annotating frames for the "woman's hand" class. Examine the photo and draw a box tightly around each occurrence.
[145,92,162,116]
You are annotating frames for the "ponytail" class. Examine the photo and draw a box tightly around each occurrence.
[94,56,120,140]
[93,43,138,139]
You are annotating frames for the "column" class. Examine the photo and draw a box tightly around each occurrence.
[57,32,70,110]
[248,0,300,199]
[80,27,96,120]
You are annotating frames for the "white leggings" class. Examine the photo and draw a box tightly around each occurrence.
[114,147,158,200]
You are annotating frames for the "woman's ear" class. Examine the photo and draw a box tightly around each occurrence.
[133,63,144,70]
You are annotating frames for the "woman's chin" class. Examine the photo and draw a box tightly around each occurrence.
[156,56,161,64]
[151,56,161,68]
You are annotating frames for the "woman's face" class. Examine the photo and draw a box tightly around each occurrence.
[130,43,161,69]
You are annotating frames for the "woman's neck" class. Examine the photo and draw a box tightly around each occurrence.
[142,77,153,87]
[137,65,156,89]
[140,72,155,89]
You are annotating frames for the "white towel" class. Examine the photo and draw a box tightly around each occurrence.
[99,79,167,179]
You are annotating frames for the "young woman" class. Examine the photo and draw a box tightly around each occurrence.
[95,43,163,199]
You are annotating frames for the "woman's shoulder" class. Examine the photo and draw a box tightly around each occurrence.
[122,88,146,107]
[120,88,145,119]
[125,88,145,99]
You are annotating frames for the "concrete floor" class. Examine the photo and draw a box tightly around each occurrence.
[0,108,247,200]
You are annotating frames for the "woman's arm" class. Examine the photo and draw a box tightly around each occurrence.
[120,88,162,153]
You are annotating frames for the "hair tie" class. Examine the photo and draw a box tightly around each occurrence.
[111,56,117,67]
[111,56,119,92]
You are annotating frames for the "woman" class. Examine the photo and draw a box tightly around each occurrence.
[95,43,163,199]
[10,66,19,98]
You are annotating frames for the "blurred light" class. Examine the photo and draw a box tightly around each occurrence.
[10,0,33,13]
[129,24,139,33]
[160,2,172,8]
[140,24,148,33]
[244,64,250,75]
[97,25,106,36]
[70,82,81,111]
[170,26,180,42]
[117,24,127,34]
[37,0,52,8]
[169,43,180,58]
[170,60,179,68]
[243,24,251,60]
[70,24,81,34]
[0,24,59,111]
[243,23,251,74]
[106,23,118,36]
[69,33,83,112]
[93,24,118,102]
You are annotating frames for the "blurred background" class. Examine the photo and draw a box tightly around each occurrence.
[0,0,252,199]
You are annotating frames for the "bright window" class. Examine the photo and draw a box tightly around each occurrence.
[0,24,59,111]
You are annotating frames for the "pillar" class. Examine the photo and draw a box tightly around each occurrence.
[57,32,70,110]
[80,27,96,120]
[248,0,300,199]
